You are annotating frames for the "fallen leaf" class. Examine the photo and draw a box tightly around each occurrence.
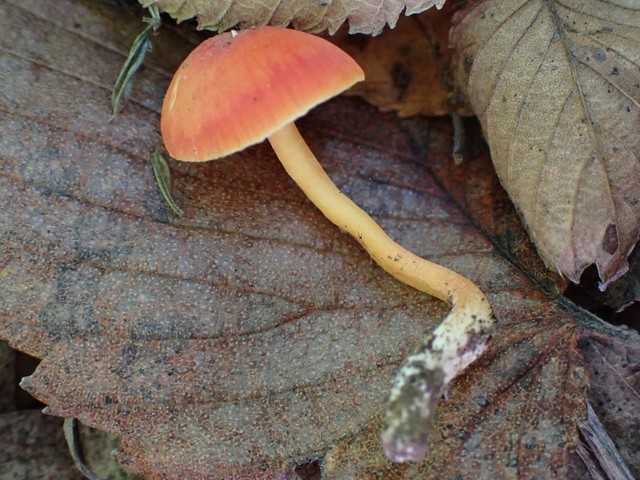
[451,0,640,287]
[334,3,456,117]
[416,118,567,294]
[141,0,446,35]
[1,1,639,479]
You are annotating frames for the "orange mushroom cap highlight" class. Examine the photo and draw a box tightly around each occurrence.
[161,26,364,160]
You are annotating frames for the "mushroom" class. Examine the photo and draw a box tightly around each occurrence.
[160,26,495,463]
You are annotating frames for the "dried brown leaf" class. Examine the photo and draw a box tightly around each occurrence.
[335,4,455,117]
[451,0,640,287]
[1,0,639,479]
[141,0,446,35]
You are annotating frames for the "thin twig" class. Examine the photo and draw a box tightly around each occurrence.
[63,418,102,480]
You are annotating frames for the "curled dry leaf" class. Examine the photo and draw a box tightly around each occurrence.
[140,0,446,35]
[451,0,640,287]
[1,0,640,478]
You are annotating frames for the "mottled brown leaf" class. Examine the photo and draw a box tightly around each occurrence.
[451,0,640,287]
[1,0,639,479]
[141,0,446,35]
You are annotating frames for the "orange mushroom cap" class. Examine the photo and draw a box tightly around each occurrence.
[161,27,364,161]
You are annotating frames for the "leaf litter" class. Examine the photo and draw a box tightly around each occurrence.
[333,4,456,118]
[0,0,639,478]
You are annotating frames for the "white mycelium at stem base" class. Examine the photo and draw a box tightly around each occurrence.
[161,26,495,463]
[269,123,495,462]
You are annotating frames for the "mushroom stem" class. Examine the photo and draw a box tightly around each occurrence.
[269,122,495,462]
[270,123,471,300]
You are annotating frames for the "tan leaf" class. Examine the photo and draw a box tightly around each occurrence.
[141,0,446,35]
[1,0,639,479]
[335,4,454,117]
[451,0,640,287]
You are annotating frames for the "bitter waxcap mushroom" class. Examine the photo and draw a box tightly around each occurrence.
[161,26,495,465]
[161,26,364,161]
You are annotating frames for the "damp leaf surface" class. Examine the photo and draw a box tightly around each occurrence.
[1,0,639,479]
